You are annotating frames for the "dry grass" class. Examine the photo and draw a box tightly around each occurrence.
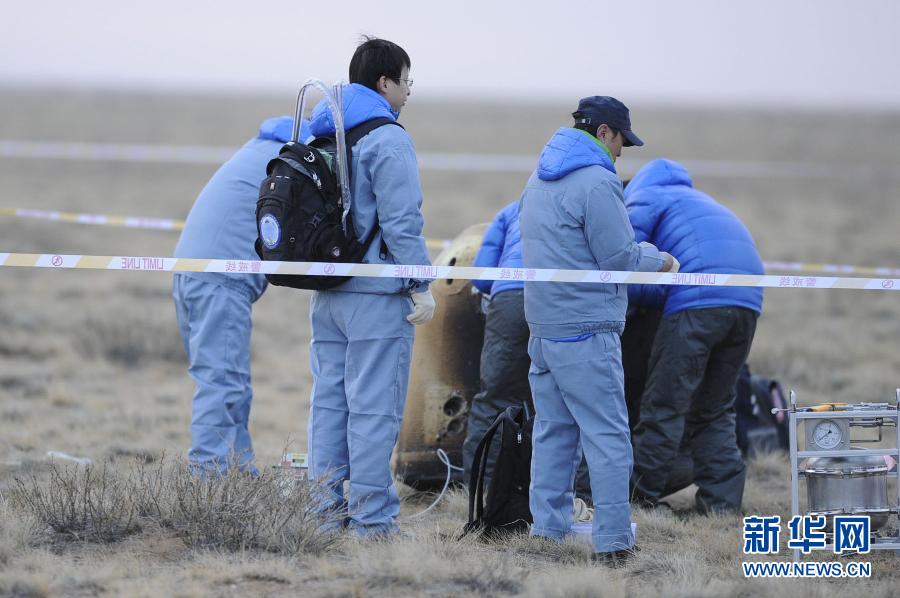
[6,457,340,558]
[2,441,900,596]
[11,461,140,544]
[166,461,340,555]
[73,310,184,369]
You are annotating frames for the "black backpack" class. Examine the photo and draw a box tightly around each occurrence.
[465,404,534,538]
[255,117,399,290]
[735,364,789,456]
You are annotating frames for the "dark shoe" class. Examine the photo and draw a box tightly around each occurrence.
[592,546,639,568]
[694,499,742,517]
[632,495,673,512]
[630,481,663,510]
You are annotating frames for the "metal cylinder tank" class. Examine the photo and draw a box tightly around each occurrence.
[803,454,891,530]
[393,223,487,489]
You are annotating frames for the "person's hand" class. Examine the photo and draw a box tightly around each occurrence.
[471,286,490,315]
[660,252,680,273]
[407,289,436,325]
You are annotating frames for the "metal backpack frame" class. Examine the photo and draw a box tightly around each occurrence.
[292,78,353,232]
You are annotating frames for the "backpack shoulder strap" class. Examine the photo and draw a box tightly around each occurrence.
[467,408,513,526]
[307,118,404,254]
[345,117,403,149]
[343,118,403,253]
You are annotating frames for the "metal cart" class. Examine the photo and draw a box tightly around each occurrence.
[787,390,900,561]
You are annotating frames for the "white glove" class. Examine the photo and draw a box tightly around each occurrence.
[407,289,436,325]
[669,256,680,273]
[660,252,680,273]
[471,286,490,315]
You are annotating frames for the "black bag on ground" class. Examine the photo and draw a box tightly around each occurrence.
[464,404,534,537]
[735,364,789,456]
[255,117,399,290]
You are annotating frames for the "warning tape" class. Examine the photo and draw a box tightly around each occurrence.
[2,207,898,277]
[1,252,898,291]
[0,207,450,250]
[0,208,182,231]
[761,261,900,277]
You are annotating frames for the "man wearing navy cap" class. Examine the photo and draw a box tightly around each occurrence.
[573,96,645,152]
[519,96,677,566]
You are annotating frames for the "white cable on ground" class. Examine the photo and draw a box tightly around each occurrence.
[404,448,463,519]
[46,451,93,466]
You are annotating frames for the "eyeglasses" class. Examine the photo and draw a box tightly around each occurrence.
[395,77,414,89]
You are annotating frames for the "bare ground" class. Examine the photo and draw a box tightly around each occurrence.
[0,89,899,596]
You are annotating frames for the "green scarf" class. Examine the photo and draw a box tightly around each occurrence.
[576,128,616,163]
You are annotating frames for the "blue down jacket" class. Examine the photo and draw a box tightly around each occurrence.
[473,200,523,297]
[625,158,764,315]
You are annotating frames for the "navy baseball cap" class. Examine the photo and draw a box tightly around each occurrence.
[572,96,643,147]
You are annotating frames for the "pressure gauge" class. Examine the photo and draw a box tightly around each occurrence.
[806,418,849,451]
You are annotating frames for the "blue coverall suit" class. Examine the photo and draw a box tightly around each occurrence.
[519,128,665,553]
[305,84,431,537]
[173,116,307,475]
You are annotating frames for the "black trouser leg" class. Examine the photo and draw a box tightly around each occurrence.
[631,311,707,503]
[622,307,663,432]
[631,307,756,511]
[462,290,531,489]
[687,309,757,513]
[661,443,695,498]
[574,452,592,503]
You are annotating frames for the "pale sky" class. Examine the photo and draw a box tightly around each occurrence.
[2,0,899,107]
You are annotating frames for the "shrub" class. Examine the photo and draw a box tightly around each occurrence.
[11,461,140,543]
[167,462,339,555]
[10,456,339,556]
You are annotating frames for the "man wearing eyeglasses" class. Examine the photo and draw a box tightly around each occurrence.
[305,37,434,539]
[519,96,677,566]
